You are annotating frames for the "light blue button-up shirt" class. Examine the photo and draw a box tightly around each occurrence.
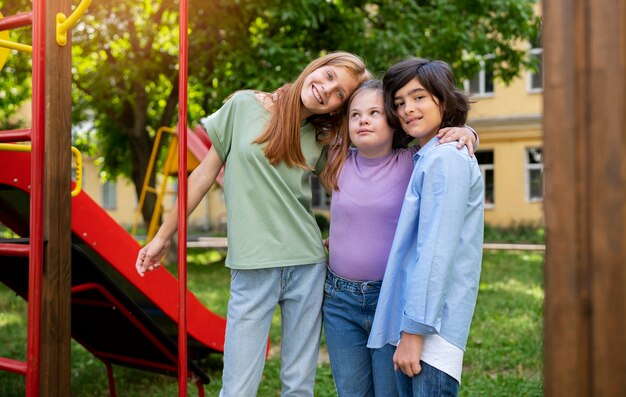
[367,136,484,351]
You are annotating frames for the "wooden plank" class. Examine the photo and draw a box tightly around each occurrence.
[40,0,72,395]
[543,1,590,393]
[543,0,626,395]
[482,243,545,251]
[187,240,547,251]
[587,1,626,395]
[188,237,228,248]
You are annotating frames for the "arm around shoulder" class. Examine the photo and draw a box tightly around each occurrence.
[436,125,478,156]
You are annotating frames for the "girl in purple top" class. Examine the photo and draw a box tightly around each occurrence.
[322,80,476,397]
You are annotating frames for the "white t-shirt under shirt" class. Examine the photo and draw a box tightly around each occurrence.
[420,334,464,384]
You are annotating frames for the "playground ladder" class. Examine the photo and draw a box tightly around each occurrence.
[131,126,182,242]
[0,6,47,397]
[132,124,216,243]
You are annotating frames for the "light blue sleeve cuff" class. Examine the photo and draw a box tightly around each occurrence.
[401,313,438,336]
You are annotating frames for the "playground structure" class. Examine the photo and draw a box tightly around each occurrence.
[131,125,224,242]
[0,149,226,395]
[0,1,225,395]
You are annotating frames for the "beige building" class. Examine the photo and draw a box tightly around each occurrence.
[466,45,544,227]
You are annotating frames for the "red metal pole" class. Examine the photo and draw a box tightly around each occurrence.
[0,12,33,31]
[177,0,189,394]
[0,243,30,256]
[0,129,32,143]
[26,0,46,395]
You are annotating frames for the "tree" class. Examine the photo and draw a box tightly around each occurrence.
[1,0,541,227]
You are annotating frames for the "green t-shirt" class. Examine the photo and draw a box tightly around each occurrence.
[201,91,327,269]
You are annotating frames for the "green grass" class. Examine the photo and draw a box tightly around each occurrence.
[484,223,545,244]
[461,250,544,396]
[0,249,543,396]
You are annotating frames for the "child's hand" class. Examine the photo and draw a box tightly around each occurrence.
[135,236,170,277]
[437,126,477,157]
[393,332,424,377]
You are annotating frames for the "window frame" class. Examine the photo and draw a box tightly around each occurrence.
[527,47,544,93]
[525,147,544,202]
[464,57,495,98]
[310,175,330,210]
[102,180,117,210]
[476,150,495,209]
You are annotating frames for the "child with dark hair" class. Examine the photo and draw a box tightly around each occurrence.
[368,58,484,397]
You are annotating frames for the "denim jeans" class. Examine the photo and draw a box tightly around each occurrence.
[395,361,459,397]
[219,262,326,397]
[322,269,398,397]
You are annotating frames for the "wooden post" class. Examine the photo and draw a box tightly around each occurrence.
[543,0,626,395]
[40,0,72,394]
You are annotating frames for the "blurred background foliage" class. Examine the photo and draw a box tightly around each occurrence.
[0,0,540,221]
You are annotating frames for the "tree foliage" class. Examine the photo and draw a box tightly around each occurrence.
[0,4,32,130]
[0,0,540,225]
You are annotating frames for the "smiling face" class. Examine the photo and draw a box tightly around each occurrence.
[392,78,443,147]
[300,65,360,119]
[348,89,395,158]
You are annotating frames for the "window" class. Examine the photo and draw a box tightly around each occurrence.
[526,148,543,201]
[528,33,543,92]
[475,150,494,208]
[102,181,117,210]
[527,47,543,92]
[311,175,330,209]
[464,57,494,96]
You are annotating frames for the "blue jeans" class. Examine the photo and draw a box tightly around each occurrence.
[395,361,459,397]
[322,269,398,397]
[219,262,326,397]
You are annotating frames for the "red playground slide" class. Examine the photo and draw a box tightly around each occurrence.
[0,149,226,387]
